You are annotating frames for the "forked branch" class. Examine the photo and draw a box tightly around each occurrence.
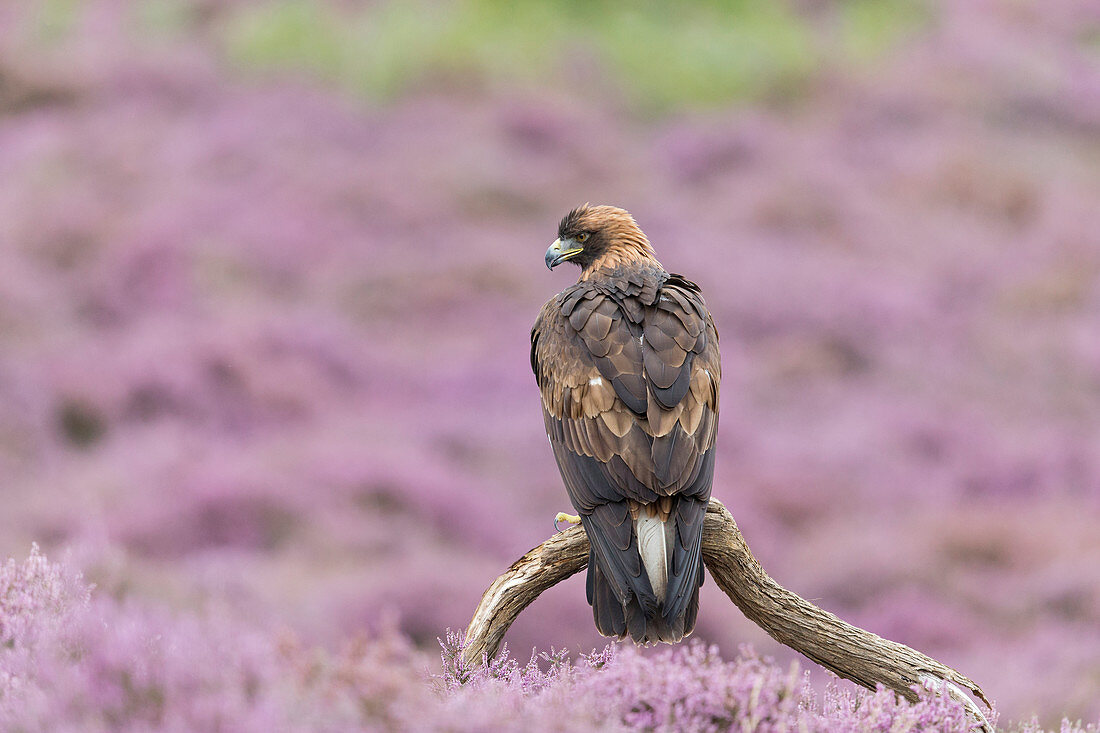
[463,499,990,727]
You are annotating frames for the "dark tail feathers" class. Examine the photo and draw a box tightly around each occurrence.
[586,543,705,645]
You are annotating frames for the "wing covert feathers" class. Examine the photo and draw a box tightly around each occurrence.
[533,268,719,645]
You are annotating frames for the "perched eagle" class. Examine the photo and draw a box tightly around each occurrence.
[531,205,720,644]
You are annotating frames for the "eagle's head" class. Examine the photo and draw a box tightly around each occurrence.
[545,204,657,273]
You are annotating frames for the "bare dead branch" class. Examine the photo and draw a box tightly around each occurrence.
[462,519,588,669]
[463,499,991,727]
[700,500,991,726]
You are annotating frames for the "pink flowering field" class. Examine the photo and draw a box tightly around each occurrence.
[2,1,1099,730]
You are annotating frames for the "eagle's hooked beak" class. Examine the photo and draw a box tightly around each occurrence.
[545,238,583,270]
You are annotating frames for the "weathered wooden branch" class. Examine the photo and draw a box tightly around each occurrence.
[463,498,990,727]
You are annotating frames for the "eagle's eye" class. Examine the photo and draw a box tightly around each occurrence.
[575,232,589,244]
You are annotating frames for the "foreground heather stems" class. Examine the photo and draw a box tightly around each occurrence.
[463,498,991,729]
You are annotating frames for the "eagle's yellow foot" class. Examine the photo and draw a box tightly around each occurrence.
[554,512,581,531]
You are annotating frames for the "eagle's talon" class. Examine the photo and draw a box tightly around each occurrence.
[554,512,582,531]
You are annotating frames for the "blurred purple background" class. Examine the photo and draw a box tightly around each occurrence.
[2,0,1099,725]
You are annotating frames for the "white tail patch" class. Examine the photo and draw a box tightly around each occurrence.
[635,515,668,600]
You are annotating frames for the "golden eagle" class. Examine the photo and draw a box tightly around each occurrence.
[531,205,720,644]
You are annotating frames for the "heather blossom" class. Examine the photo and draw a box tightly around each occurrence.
[5,546,1095,731]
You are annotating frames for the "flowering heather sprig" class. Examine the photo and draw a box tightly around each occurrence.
[0,545,90,718]
[0,543,81,648]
